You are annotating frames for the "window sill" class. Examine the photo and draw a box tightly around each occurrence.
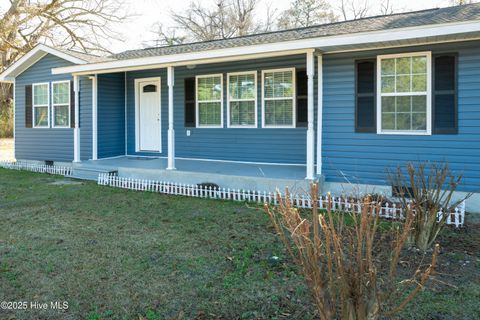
[377,130,432,136]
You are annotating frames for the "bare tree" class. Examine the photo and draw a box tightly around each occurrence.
[338,0,370,20]
[151,0,274,45]
[0,0,128,108]
[450,0,478,5]
[277,0,338,29]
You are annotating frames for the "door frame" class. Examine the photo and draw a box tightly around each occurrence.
[134,77,162,153]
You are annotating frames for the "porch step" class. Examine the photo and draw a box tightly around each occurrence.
[68,167,118,181]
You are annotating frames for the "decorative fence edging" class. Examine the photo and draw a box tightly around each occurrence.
[97,173,465,227]
[0,161,72,176]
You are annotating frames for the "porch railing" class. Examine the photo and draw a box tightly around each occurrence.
[97,173,465,227]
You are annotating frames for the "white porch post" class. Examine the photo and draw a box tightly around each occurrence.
[316,54,323,175]
[167,66,176,170]
[73,75,81,162]
[91,74,98,160]
[306,50,315,180]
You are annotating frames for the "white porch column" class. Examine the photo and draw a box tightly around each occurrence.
[316,54,323,176]
[306,50,315,180]
[91,74,98,160]
[167,66,176,170]
[73,75,81,162]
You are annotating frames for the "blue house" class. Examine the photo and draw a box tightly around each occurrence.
[1,4,479,212]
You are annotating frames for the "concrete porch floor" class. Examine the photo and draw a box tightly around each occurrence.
[76,156,312,192]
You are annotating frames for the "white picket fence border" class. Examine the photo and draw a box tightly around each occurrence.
[0,161,72,176]
[97,173,465,227]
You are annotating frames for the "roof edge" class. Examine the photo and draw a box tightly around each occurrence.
[0,44,88,82]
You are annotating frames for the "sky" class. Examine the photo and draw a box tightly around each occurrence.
[110,0,455,53]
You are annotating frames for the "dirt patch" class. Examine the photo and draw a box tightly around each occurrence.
[49,179,84,186]
[0,138,14,161]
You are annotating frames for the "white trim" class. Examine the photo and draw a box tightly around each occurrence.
[306,51,315,180]
[195,73,224,128]
[124,72,128,156]
[376,51,432,135]
[134,77,162,152]
[51,20,480,76]
[226,71,258,128]
[73,75,80,162]
[91,75,98,160]
[316,54,323,176]
[0,44,87,81]
[167,66,176,170]
[32,82,50,128]
[95,155,126,161]
[51,80,71,128]
[261,67,296,128]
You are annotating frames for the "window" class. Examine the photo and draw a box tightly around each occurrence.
[262,68,295,128]
[377,52,431,135]
[196,74,223,128]
[227,71,257,128]
[52,81,70,128]
[33,83,49,128]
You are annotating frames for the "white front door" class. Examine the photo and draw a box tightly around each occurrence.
[137,78,161,152]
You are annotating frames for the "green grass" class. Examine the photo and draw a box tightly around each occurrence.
[0,169,478,319]
[0,169,313,319]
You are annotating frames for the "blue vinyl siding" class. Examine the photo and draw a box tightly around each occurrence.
[126,55,309,164]
[80,76,93,160]
[97,73,125,158]
[15,54,76,162]
[322,41,480,192]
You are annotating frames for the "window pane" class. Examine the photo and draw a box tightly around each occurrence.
[264,71,293,98]
[381,58,395,76]
[397,113,411,130]
[198,102,221,125]
[54,105,69,127]
[412,113,427,130]
[53,82,69,104]
[396,75,411,92]
[198,76,222,101]
[381,76,395,93]
[229,74,255,100]
[396,57,411,75]
[381,113,395,130]
[382,96,395,112]
[264,99,293,126]
[412,56,427,74]
[412,96,426,112]
[230,101,255,126]
[396,96,411,112]
[34,106,49,127]
[34,84,48,105]
[412,74,426,92]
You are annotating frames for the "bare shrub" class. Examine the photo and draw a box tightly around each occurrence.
[388,162,471,251]
[264,183,439,320]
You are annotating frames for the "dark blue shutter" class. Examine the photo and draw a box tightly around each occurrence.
[184,78,196,127]
[433,54,457,134]
[296,69,308,127]
[25,85,32,128]
[355,60,376,133]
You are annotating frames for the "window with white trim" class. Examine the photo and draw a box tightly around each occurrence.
[377,52,431,134]
[33,83,49,128]
[262,68,295,127]
[227,72,257,127]
[196,74,223,127]
[52,81,70,128]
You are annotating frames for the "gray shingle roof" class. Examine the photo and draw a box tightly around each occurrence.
[110,3,480,61]
[55,47,114,63]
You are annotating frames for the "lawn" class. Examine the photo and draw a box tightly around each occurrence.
[0,169,479,319]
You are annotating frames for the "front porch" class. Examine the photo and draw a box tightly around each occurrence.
[73,156,311,192]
